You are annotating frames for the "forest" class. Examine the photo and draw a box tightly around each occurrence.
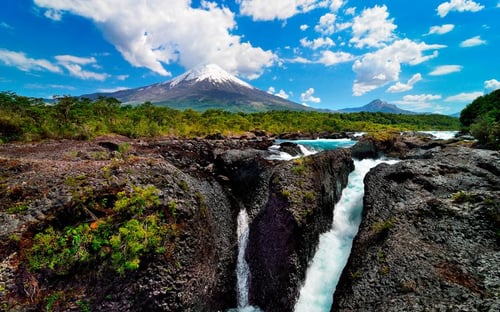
[460,89,500,149]
[0,91,461,143]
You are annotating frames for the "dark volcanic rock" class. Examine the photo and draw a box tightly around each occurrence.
[333,147,500,311]
[279,142,303,157]
[247,149,354,312]
[0,138,355,312]
[351,132,445,160]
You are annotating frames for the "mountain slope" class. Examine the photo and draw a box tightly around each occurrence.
[82,64,309,113]
[339,99,418,114]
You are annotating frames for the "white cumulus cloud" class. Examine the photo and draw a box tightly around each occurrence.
[319,50,355,66]
[315,13,336,35]
[460,36,487,47]
[329,0,344,12]
[345,7,356,15]
[403,94,442,102]
[437,0,484,18]
[386,73,422,93]
[427,24,455,35]
[429,65,463,76]
[44,8,63,21]
[352,39,445,96]
[445,91,483,102]
[238,0,330,21]
[35,0,275,80]
[301,87,321,103]
[350,5,397,49]
[300,37,335,50]
[287,56,313,64]
[55,55,96,65]
[485,79,500,90]
[267,86,290,99]
[0,49,111,80]
[300,24,309,31]
[0,48,62,73]
[394,94,443,111]
[275,89,290,99]
[55,55,110,80]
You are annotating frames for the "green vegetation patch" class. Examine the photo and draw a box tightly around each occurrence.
[1,91,460,143]
[371,217,397,235]
[6,202,29,214]
[451,191,480,204]
[26,185,178,275]
[460,89,500,149]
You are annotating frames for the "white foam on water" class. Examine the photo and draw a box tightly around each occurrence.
[294,158,398,312]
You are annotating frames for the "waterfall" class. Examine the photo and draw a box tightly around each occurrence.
[294,158,398,312]
[229,208,263,312]
[236,208,251,307]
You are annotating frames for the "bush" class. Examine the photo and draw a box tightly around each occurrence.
[371,217,396,235]
[27,185,176,275]
[114,185,160,216]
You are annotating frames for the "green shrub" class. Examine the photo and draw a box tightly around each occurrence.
[291,164,306,175]
[451,191,478,203]
[26,185,176,275]
[6,203,29,214]
[281,189,291,198]
[371,217,396,235]
[114,185,160,216]
[109,214,169,274]
[303,191,315,202]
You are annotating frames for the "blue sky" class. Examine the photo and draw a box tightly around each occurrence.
[1,0,499,113]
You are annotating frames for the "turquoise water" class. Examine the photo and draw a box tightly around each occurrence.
[277,138,356,152]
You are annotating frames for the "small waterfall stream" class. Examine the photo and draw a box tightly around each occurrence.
[294,158,398,312]
[229,208,262,312]
[236,208,251,307]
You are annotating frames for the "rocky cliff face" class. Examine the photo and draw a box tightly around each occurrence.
[0,137,353,311]
[333,146,500,311]
[246,150,354,312]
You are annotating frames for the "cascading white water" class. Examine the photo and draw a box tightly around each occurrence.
[294,158,398,312]
[229,208,263,312]
[236,208,251,307]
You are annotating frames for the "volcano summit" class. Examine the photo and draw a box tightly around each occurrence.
[83,64,309,113]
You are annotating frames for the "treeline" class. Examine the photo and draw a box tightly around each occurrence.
[460,89,500,149]
[0,91,460,143]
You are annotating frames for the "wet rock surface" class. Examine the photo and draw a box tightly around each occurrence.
[333,146,500,311]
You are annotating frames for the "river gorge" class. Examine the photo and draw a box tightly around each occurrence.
[0,132,498,311]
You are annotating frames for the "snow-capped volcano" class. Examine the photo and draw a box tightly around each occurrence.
[81,63,308,113]
[169,63,253,89]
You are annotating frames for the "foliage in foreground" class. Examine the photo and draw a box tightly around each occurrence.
[27,185,178,275]
[0,91,460,143]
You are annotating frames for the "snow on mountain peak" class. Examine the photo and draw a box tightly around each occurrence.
[169,63,253,89]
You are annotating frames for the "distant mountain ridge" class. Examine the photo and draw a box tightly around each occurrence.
[81,63,309,113]
[339,99,418,114]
